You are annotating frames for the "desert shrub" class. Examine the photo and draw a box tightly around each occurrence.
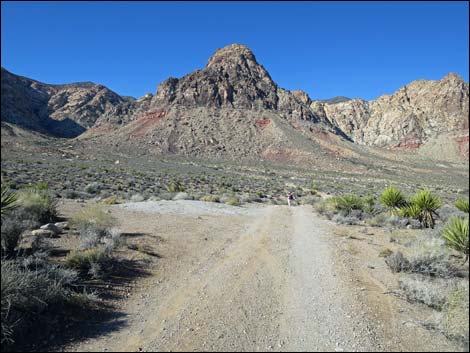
[314,198,337,219]
[398,274,457,310]
[102,195,120,205]
[455,198,469,214]
[16,183,57,224]
[332,214,360,225]
[84,182,101,194]
[63,190,92,200]
[158,192,176,201]
[298,195,320,205]
[173,192,193,201]
[225,197,240,206]
[130,193,145,202]
[200,195,220,203]
[380,186,406,214]
[66,247,110,276]
[362,194,376,214]
[167,180,184,193]
[406,189,442,229]
[407,237,458,278]
[441,281,469,344]
[332,194,364,215]
[366,213,388,227]
[378,248,393,257]
[70,204,118,238]
[1,257,79,349]
[385,251,411,273]
[442,216,469,262]
[1,216,24,257]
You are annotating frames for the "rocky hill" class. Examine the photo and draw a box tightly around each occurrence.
[1,44,469,162]
[310,73,469,158]
[1,67,124,137]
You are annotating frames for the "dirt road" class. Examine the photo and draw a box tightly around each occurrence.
[63,202,456,352]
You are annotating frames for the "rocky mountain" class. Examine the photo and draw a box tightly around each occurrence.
[1,44,469,162]
[310,73,469,158]
[1,67,124,137]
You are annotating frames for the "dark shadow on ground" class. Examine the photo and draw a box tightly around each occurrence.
[5,258,153,353]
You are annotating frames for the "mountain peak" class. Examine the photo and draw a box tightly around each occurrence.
[206,43,257,68]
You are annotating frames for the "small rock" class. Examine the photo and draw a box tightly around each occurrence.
[54,221,69,230]
[31,229,56,238]
[40,223,61,234]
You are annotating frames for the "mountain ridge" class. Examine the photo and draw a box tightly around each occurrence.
[1,44,469,162]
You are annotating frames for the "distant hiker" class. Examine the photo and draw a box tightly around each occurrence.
[287,192,295,206]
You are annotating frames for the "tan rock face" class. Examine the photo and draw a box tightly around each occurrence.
[311,73,469,150]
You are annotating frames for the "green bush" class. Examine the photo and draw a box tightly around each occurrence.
[442,216,469,262]
[455,198,469,214]
[225,197,240,206]
[200,195,220,203]
[362,194,376,213]
[70,204,118,237]
[332,194,363,215]
[399,203,421,220]
[16,183,57,224]
[167,180,185,193]
[410,189,442,229]
[66,247,110,274]
[379,186,406,214]
[102,195,120,205]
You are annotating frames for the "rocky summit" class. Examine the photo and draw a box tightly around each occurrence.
[1,44,469,163]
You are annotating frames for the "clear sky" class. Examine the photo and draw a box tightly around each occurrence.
[1,1,468,100]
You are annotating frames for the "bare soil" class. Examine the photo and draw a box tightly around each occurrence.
[55,200,460,352]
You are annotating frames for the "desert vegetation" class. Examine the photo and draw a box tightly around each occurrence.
[0,182,129,351]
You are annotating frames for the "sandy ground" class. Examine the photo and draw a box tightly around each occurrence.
[58,201,460,352]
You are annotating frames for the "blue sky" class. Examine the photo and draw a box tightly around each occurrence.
[1,1,468,100]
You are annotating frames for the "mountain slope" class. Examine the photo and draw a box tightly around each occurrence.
[1,67,124,137]
[310,73,469,158]
[1,44,469,162]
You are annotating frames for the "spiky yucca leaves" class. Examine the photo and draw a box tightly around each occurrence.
[1,185,17,217]
[455,198,469,214]
[442,216,469,263]
[333,194,364,215]
[380,186,406,214]
[410,189,442,229]
[399,203,421,220]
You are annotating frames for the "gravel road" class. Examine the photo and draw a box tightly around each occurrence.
[64,202,393,352]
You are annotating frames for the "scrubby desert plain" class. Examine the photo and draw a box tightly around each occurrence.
[1,43,469,352]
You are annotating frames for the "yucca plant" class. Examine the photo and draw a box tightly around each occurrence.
[455,198,469,214]
[399,203,421,221]
[1,184,17,218]
[380,186,406,214]
[410,189,442,229]
[442,216,469,263]
[333,194,364,215]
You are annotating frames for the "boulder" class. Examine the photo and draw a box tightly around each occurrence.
[40,223,62,235]
[31,229,57,238]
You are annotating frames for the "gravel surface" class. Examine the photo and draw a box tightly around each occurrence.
[63,202,459,352]
[116,200,265,216]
